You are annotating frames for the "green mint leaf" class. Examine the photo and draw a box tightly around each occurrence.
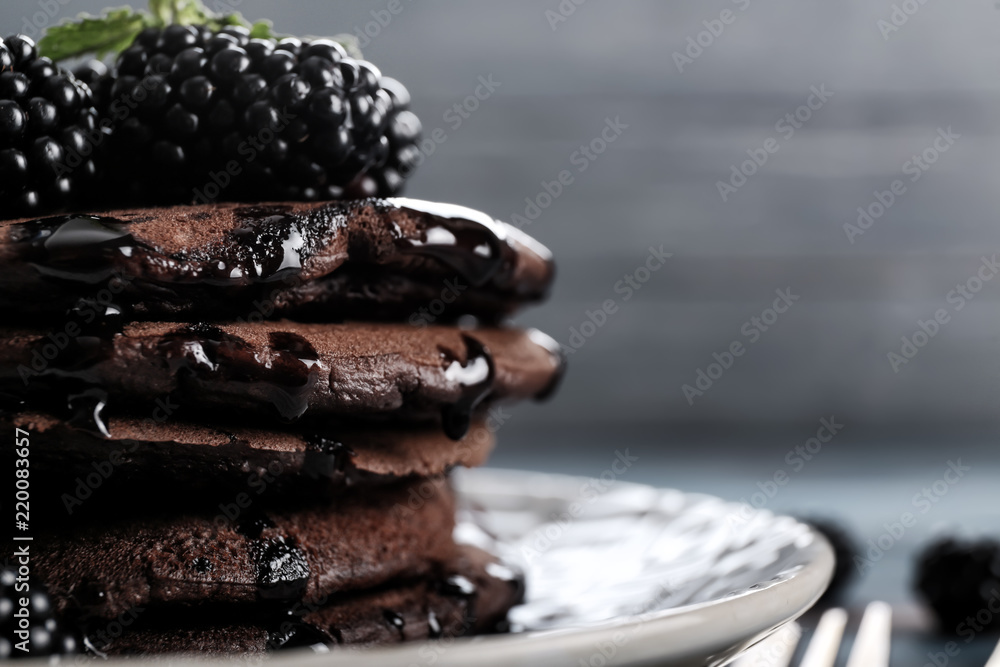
[210,14,250,30]
[169,0,212,25]
[149,0,172,25]
[248,20,276,40]
[38,7,153,62]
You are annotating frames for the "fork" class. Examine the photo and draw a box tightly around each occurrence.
[731,601,1000,667]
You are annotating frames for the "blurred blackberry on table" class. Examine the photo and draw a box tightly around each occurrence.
[102,24,422,204]
[0,567,78,659]
[0,34,102,217]
[915,536,1000,634]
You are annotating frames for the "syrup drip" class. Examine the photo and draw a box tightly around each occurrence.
[426,611,442,639]
[439,335,495,440]
[221,212,306,284]
[156,325,321,420]
[66,388,110,438]
[527,329,567,401]
[387,198,512,287]
[267,615,333,652]
[302,435,355,480]
[191,557,212,574]
[236,514,275,539]
[10,215,140,283]
[67,299,125,339]
[9,208,315,291]
[251,535,310,601]
[382,609,406,637]
[440,574,477,598]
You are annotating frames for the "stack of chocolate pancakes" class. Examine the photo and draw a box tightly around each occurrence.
[0,198,563,655]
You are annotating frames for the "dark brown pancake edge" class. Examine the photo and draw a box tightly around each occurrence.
[93,546,524,657]
[0,198,553,323]
[0,321,563,431]
[1,476,459,620]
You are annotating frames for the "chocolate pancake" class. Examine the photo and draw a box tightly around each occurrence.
[3,477,458,620]
[1,321,563,439]
[0,198,553,323]
[2,410,494,509]
[92,546,523,656]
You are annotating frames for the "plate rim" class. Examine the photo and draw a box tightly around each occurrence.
[268,468,835,667]
[101,468,835,666]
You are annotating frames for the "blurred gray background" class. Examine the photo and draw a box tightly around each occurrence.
[6,2,1000,661]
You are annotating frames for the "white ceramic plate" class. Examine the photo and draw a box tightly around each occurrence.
[265,468,835,667]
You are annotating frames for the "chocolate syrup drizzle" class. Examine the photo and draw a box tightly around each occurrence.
[439,335,495,440]
[4,198,542,321]
[252,536,311,601]
[235,516,311,603]
[382,609,406,637]
[8,209,321,290]
[156,325,321,421]
[386,198,513,288]
[302,436,355,480]
[266,615,333,652]
[4,201,558,444]
[426,610,443,639]
[9,215,141,284]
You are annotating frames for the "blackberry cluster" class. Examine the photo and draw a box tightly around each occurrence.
[0,567,78,659]
[0,34,102,216]
[915,537,1000,633]
[105,24,422,203]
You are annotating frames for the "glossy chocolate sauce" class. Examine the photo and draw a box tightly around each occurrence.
[4,198,545,323]
[233,514,311,602]
[527,328,567,401]
[252,536,311,601]
[439,335,495,440]
[9,215,141,284]
[191,557,213,574]
[302,435,355,480]
[156,324,320,421]
[426,610,443,639]
[8,209,323,289]
[236,514,275,540]
[14,303,122,438]
[386,198,515,287]
[382,609,406,636]
[267,616,333,652]
[4,201,556,454]
[440,574,477,598]
[65,388,111,438]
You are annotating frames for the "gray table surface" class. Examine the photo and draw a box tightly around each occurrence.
[487,422,1000,666]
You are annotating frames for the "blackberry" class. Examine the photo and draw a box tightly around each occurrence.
[797,516,858,604]
[105,25,422,204]
[0,566,78,659]
[0,35,102,217]
[72,60,112,112]
[915,537,1000,634]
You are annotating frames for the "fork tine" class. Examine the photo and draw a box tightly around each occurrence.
[732,623,802,667]
[798,608,848,667]
[844,601,892,667]
[985,636,1000,667]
